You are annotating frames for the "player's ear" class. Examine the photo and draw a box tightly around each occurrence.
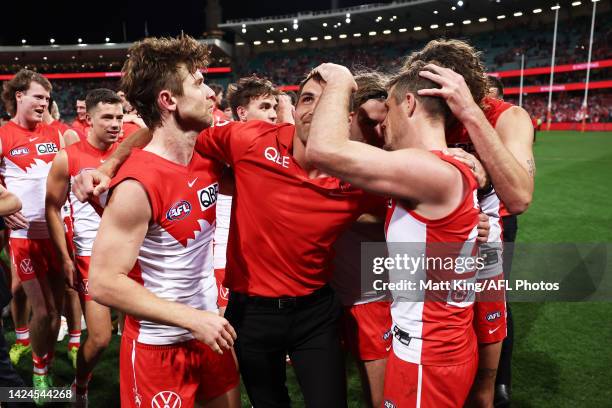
[85,112,93,126]
[158,90,177,113]
[405,92,417,118]
[236,106,248,122]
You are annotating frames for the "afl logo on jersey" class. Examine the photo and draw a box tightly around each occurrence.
[197,182,219,211]
[166,200,192,221]
[36,142,59,155]
[9,147,29,157]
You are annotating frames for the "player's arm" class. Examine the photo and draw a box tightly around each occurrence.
[71,128,152,201]
[418,64,534,214]
[305,63,461,204]
[89,180,236,354]
[277,93,295,124]
[0,185,22,217]
[45,150,76,286]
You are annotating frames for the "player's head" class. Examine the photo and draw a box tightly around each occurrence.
[1,69,52,124]
[116,90,134,114]
[227,76,279,124]
[295,71,326,143]
[383,60,450,150]
[218,99,233,121]
[120,35,214,131]
[85,88,123,145]
[487,75,504,100]
[403,39,488,106]
[349,71,388,148]
[75,97,87,121]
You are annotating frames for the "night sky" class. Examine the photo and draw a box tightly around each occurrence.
[0,0,392,45]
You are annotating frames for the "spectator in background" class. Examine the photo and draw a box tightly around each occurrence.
[487,75,505,100]
[71,97,88,138]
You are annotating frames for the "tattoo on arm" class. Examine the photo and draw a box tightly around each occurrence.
[527,159,536,178]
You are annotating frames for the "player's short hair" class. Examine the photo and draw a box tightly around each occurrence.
[218,98,231,112]
[85,88,122,113]
[120,35,209,129]
[298,71,322,99]
[352,70,388,112]
[387,60,451,125]
[226,76,279,118]
[487,75,504,99]
[1,69,52,116]
[403,39,488,106]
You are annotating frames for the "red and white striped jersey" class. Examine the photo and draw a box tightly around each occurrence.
[66,140,118,256]
[109,149,224,345]
[0,121,62,238]
[384,152,482,366]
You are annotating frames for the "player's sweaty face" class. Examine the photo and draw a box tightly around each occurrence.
[90,102,123,144]
[244,95,278,124]
[175,68,215,131]
[349,98,387,148]
[19,82,50,124]
[294,78,323,143]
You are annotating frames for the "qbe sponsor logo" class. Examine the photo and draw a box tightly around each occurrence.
[36,142,59,155]
[264,146,290,168]
[10,147,29,156]
[197,182,219,211]
[166,200,192,221]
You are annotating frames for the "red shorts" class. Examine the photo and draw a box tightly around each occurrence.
[383,350,478,408]
[74,255,91,302]
[9,238,62,282]
[119,334,239,407]
[214,268,229,308]
[341,300,392,361]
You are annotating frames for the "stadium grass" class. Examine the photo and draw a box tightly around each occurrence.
[3,131,611,407]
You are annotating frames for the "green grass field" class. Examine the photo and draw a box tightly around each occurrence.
[4,131,612,407]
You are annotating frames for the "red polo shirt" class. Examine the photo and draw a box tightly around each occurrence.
[196,120,382,297]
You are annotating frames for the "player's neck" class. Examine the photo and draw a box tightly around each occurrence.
[291,132,328,179]
[403,117,447,152]
[146,122,197,166]
[11,113,38,131]
[87,133,113,151]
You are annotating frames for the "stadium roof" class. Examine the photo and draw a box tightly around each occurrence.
[220,0,602,45]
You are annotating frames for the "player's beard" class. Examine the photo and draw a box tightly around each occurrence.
[175,106,213,133]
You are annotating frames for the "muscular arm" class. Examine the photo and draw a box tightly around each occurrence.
[89,180,235,353]
[460,106,534,214]
[418,64,534,214]
[45,150,74,283]
[0,186,22,216]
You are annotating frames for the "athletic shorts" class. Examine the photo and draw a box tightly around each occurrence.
[382,350,478,408]
[119,334,239,407]
[9,238,62,282]
[341,300,392,361]
[214,268,229,308]
[74,255,91,302]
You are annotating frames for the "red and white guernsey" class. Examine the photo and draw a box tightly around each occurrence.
[66,140,119,255]
[384,152,482,366]
[0,121,62,238]
[109,149,224,345]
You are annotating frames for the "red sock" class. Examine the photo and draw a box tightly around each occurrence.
[15,327,30,346]
[68,331,81,350]
[33,353,48,376]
